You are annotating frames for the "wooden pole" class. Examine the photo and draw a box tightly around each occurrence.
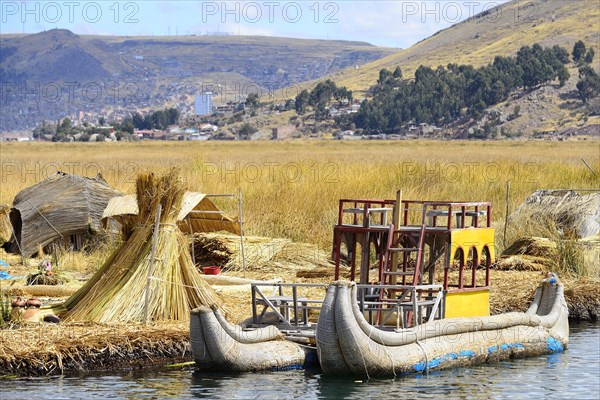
[581,158,598,179]
[143,204,162,324]
[188,217,195,266]
[238,188,247,278]
[503,180,510,249]
[390,190,402,284]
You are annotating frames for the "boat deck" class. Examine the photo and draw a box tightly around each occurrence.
[248,282,445,345]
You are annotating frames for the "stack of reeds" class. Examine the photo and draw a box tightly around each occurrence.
[60,170,222,323]
[494,237,557,271]
[0,204,10,244]
[191,233,334,272]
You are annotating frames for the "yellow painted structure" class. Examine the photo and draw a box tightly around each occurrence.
[448,228,495,262]
[445,289,490,318]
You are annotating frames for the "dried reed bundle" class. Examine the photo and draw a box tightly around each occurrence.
[494,255,548,271]
[501,237,557,259]
[8,285,79,298]
[60,170,222,323]
[192,233,290,271]
[192,233,335,272]
[0,204,11,243]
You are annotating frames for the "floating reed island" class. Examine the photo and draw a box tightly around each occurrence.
[1,170,224,376]
[0,322,190,376]
[0,173,598,377]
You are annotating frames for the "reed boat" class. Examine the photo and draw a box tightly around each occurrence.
[316,274,569,377]
[190,306,316,372]
[190,197,570,375]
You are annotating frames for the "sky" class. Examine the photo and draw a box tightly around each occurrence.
[0,0,510,48]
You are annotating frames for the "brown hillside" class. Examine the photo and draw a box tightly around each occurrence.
[330,0,599,93]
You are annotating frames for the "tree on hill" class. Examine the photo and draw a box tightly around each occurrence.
[238,122,258,137]
[584,48,595,64]
[353,42,573,135]
[129,107,179,130]
[57,117,72,134]
[132,112,145,129]
[572,40,586,63]
[293,80,352,121]
[245,93,260,108]
[576,65,600,103]
[295,90,309,115]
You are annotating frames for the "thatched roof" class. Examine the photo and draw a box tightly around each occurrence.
[509,190,599,238]
[2,172,122,257]
[102,192,240,236]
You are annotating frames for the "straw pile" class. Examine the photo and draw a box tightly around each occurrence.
[507,190,600,239]
[59,170,222,323]
[0,322,190,375]
[0,204,10,244]
[191,233,334,272]
[8,285,79,298]
[489,270,600,320]
[494,237,557,271]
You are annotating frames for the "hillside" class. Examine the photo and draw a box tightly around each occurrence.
[329,0,599,92]
[287,0,598,139]
[0,30,395,131]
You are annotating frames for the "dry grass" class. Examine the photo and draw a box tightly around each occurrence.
[0,140,597,376]
[1,140,597,254]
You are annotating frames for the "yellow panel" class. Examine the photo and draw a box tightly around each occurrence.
[449,228,495,262]
[445,289,490,318]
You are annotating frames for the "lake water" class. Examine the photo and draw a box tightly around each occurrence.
[2,322,598,400]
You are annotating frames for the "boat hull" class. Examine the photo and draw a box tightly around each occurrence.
[316,276,569,376]
[190,306,315,372]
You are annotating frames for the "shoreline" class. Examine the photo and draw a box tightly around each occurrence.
[1,270,598,377]
[0,322,190,377]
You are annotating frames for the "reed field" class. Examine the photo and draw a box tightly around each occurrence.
[1,140,598,253]
[0,140,598,374]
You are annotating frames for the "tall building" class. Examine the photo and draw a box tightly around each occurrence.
[195,92,213,116]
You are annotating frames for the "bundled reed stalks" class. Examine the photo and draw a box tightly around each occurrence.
[59,170,222,323]
[191,233,334,272]
[0,204,10,244]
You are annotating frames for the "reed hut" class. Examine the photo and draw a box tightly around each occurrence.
[509,190,600,238]
[60,170,222,323]
[101,192,240,238]
[2,172,122,257]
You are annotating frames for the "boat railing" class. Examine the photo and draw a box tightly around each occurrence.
[335,199,492,230]
[251,282,327,328]
[250,282,444,329]
[356,283,444,328]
